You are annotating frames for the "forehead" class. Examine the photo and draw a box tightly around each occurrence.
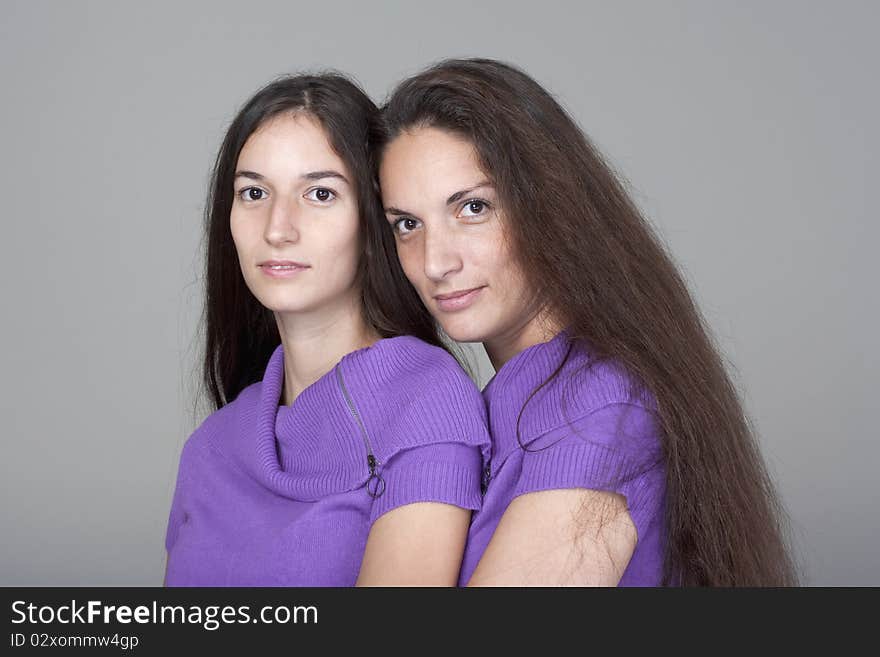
[236,112,348,175]
[379,127,487,207]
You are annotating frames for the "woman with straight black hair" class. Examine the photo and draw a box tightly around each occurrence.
[378,58,798,586]
[163,73,490,586]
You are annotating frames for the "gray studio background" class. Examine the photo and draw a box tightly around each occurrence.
[1,1,876,586]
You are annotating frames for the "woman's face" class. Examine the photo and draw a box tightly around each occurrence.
[379,127,538,346]
[230,112,361,317]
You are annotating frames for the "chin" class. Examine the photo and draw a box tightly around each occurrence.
[253,291,314,315]
[437,316,493,344]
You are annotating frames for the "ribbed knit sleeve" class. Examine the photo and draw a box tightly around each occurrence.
[369,441,484,523]
[514,402,665,544]
[342,338,491,458]
[339,336,491,522]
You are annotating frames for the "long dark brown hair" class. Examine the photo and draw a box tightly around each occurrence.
[201,73,442,410]
[379,58,798,586]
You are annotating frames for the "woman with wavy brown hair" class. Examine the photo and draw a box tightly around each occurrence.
[377,58,798,586]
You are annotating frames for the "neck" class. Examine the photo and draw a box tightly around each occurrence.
[274,291,381,406]
[484,307,562,371]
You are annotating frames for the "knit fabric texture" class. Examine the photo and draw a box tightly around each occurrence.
[165,336,490,586]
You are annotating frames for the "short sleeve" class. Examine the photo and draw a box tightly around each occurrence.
[514,402,665,542]
[369,441,484,525]
[341,337,492,462]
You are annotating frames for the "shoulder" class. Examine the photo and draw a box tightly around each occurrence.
[523,345,663,460]
[342,336,490,460]
[347,335,482,405]
[371,335,473,380]
[562,344,658,414]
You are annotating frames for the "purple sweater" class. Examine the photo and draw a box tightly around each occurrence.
[459,330,667,586]
[165,336,490,586]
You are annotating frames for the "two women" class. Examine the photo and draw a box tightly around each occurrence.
[165,60,797,586]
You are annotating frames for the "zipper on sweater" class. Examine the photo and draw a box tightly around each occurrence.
[335,364,385,498]
[482,412,494,495]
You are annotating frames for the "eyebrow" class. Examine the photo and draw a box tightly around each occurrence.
[302,169,349,184]
[445,180,493,206]
[384,180,494,217]
[233,169,350,184]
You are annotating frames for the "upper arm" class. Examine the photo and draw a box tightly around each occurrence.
[355,440,484,586]
[356,501,472,586]
[467,402,662,586]
[467,487,637,587]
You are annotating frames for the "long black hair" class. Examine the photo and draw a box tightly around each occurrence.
[202,73,442,410]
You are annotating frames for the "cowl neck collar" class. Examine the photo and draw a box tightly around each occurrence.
[237,341,389,501]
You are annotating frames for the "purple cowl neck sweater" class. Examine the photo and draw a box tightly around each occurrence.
[165,336,490,586]
[459,330,668,586]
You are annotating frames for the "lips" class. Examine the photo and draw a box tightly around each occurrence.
[259,259,309,269]
[433,286,486,312]
[258,260,310,278]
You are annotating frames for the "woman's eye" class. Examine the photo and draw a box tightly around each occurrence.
[304,187,336,203]
[239,187,267,202]
[393,217,421,236]
[459,199,489,218]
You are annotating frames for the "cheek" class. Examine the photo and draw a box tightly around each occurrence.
[228,214,254,261]
[395,243,423,286]
[468,227,510,281]
[315,208,361,270]
[476,230,531,301]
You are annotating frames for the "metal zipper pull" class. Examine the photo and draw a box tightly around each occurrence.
[336,364,386,498]
[366,454,385,498]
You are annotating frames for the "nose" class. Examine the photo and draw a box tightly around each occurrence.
[263,196,300,246]
[422,226,462,282]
